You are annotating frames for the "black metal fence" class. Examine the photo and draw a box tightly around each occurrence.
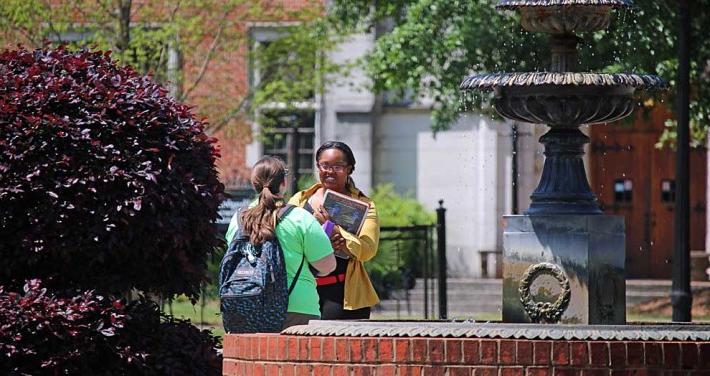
[378,225,436,319]
[377,201,448,320]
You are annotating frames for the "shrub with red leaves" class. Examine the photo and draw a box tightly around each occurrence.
[0,47,225,299]
[0,280,222,375]
[0,279,137,374]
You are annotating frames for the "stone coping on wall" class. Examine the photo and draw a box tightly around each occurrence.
[282,321,710,342]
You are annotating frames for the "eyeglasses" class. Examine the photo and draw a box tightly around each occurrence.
[317,163,348,173]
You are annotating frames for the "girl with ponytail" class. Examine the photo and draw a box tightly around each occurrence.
[226,156,336,328]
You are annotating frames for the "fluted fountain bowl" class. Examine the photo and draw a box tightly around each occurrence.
[460,72,665,126]
[497,0,634,33]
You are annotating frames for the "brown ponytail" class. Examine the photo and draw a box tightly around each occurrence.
[240,156,287,245]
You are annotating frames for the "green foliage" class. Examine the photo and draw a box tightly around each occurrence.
[327,0,710,143]
[0,0,336,136]
[366,184,435,298]
[371,184,436,227]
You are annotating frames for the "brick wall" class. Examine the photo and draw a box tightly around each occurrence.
[223,334,710,375]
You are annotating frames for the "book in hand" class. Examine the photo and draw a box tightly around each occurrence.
[322,189,369,236]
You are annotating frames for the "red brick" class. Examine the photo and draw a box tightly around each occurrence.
[554,368,580,376]
[589,342,609,366]
[399,365,423,376]
[446,339,463,363]
[663,342,682,369]
[609,342,626,367]
[643,342,662,366]
[223,335,237,358]
[552,341,570,365]
[264,335,275,360]
[377,364,396,376]
[265,364,279,376]
[363,338,378,363]
[379,339,394,363]
[610,371,635,376]
[352,365,374,376]
[336,337,350,362]
[333,364,348,376]
[447,367,472,376]
[534,341,552,365]
[223,359,239,375]
[249,335,260,360]
[626,342,644,366]
[253,362,264,376]
[287,336,299,361]
[295,364,312,375]
[500,340,516,364]
[580,370,609,376]
[258,336,269,359]
[282,363,295,376]
[480,340,498,364]
[501,367,524,376]
[313,364,331,376]
[428,339,445,363]
[682,342,699,369]
[412,339,428,362]
[700,343,710,368]
[238,360,249,376]
[463,340,480,364]
[322,337,336,361]
[517,341,533,365]
[422,365,446,376]
[395,339,411,363]
[527,367,551,376]
[299,337,311,360]
[474,367,497,376]
[351,338,363,362]
[310,337,323,361]
[570,341,589,366]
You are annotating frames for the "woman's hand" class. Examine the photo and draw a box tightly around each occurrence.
[330,226,353,257]
[313,205,330,224]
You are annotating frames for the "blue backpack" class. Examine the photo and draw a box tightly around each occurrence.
[219,204,305,333]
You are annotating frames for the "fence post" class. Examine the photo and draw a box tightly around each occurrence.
[436,200,447,320]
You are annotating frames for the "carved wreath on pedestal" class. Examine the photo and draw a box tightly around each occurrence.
[519,262,571,323]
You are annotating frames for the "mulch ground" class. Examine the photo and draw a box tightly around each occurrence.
[628,288,710,317]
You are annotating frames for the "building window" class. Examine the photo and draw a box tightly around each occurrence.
[261,109,315,193]
[661,179,676,203]
[250,25,317,193]
[614,179,633,203]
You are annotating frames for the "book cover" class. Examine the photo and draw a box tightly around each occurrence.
[322,189,369,236]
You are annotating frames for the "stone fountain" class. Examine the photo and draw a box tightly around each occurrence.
[223,2,710,374]
[460,0,664,325]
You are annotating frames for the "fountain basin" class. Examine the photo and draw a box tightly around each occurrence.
[223,321,710,375]
[497,1,634,33]
[461,72,664,126]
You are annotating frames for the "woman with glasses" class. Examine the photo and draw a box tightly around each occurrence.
[289,141,380,320]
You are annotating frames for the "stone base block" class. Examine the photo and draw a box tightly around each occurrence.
[502,214,625,325]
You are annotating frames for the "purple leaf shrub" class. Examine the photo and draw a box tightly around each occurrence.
[0,47,225,299]
[0,280,222,375]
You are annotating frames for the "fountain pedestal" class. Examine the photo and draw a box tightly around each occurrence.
[502,215,626,325]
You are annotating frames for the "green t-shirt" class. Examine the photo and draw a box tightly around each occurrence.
[225,205,333,316]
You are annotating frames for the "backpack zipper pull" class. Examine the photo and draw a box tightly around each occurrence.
[270,269,276,283]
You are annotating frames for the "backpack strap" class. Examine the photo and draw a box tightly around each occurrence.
[274,203,303,296]
[275,204,296,225]
[288,254,305,296]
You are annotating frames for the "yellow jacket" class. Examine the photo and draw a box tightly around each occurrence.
[289,183,380,310]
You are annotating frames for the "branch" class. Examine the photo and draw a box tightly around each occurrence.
[179,14,227,101]
[208,87,256,133]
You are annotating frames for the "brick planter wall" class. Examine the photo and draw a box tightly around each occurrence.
[223,334,710,375]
